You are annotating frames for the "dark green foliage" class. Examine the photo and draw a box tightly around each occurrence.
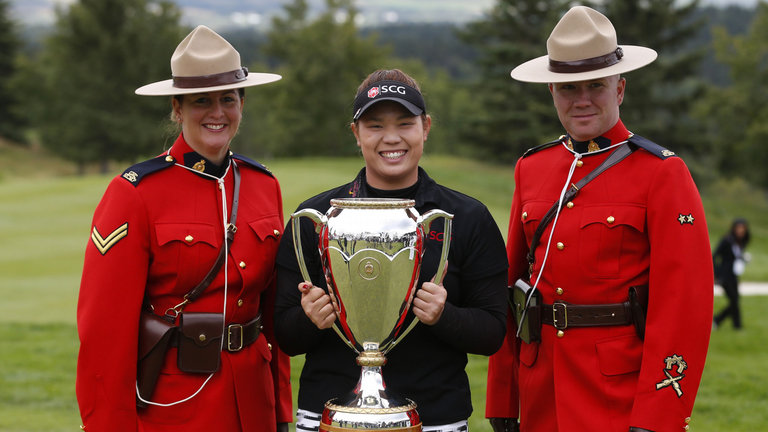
[694,2,768,188]
[32,0,186,171]
[458,0,569,162]
[237,0,387,158]
[0,0,26,143]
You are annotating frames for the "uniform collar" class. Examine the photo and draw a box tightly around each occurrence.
[168,133,231,178]
[564,119,631,154]
[346,167,441,208]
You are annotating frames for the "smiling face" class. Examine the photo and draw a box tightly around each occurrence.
[549,75,625,141]
[351,100,431,190]
[172,89,244,164]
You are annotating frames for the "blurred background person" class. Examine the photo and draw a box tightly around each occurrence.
[713,218,751,330]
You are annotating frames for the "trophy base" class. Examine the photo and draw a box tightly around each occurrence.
[319,356,422,431]
[320,398,422,432]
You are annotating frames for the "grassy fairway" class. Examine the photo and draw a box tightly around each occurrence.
[1,152,767,431]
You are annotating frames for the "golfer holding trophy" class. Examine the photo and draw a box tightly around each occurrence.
[274,69,509,432]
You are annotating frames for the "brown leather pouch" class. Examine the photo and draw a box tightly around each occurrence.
[177,312,223,374]
[511,278,541,344]
[629,285,649,340]
[136,311,176,408]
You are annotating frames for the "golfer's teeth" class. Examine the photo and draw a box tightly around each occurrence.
[382,151,405,159]
[206,124,224,130]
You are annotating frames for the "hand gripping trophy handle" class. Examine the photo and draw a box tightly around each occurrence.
[388,208,453,351]
[290,208,357,351]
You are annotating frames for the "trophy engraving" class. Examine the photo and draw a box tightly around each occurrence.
[291,198,453,431]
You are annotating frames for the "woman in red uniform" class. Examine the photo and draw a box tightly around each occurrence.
[486,7,713,432]
[76,25,292,431]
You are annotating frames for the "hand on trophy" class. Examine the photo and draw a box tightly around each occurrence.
[412,280,447,325]
[298,282,338,329]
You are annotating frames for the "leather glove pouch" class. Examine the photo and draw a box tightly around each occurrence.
[177,312,223,374]
[512,278,541,344]
[628,285,649,341]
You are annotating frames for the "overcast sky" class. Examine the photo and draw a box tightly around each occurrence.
[9,0,761,28]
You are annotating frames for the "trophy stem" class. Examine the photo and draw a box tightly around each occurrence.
[320,345,421,431]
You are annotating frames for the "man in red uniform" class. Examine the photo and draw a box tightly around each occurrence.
[76,26,292,431]
[486,6,713,432]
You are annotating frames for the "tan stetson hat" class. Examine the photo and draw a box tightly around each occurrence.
[510,6,657,83]
[135,25,280,96]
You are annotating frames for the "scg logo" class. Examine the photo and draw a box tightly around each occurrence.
[380,85,406,95]
[367,84,407,99]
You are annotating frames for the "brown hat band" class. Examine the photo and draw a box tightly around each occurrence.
[548,47,623,73]
[173,67,249,89]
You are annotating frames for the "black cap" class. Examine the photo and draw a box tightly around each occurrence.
[352,80,426,120]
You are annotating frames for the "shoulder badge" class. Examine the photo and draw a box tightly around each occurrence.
[628,134,677,160]
[522,137,564,158]
[120,155,175,186]
[232,153,275,178]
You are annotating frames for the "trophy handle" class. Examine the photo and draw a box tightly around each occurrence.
[419,209,453,285]
[290,208,358,353]
[290,208,326,283]
[386,210,454,353]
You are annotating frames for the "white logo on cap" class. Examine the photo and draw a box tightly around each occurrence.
[381,85,406,95]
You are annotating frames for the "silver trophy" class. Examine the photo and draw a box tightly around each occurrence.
[291,198,453,431]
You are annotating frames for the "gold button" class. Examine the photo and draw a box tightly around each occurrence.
[522,211,528,220]
[684,426,689,431]
[685,417,691,424]
[576,160,584,167]
[239,261,246,269]
[556,242,564,250]
[199,334,206,342]
[268,343,272,351]
[185,235,194,242]
[557,330,564,338]
[165,155,174,162]
[566,201,574,209]
[556,287,564,295]
[237,299,244,307]
[607,216,615,224]
[218,183,223,190]
[273,229,280,236]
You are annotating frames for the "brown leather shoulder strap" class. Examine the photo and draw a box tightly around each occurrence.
[526,144,636,271]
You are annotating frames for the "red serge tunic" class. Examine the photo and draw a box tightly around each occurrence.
[486,122,713,432]
[77,134,292,431]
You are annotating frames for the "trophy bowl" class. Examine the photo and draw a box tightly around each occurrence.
[291,198,453,431]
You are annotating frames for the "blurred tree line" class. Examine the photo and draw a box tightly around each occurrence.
[1,0,767,190]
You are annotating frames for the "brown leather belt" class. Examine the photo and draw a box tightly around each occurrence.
[540,301,632,330]
[225,314,262,352]
[170,314,262,352]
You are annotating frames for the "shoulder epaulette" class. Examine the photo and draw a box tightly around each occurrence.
[232,153,275,178]
[120,155,175,186]
[522,137,564,158]
[628,134,677,160]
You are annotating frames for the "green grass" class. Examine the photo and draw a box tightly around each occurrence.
[1,148,767,431]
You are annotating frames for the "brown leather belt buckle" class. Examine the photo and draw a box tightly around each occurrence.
[552,302,568,330]
[227,323,244,352]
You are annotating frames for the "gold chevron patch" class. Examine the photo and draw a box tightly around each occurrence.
[91,223,128,255]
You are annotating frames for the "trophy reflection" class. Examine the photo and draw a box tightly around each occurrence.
[291,198,452,431]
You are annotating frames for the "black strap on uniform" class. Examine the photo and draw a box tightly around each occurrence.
[526,143,636,275]
[180,161,241,305]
